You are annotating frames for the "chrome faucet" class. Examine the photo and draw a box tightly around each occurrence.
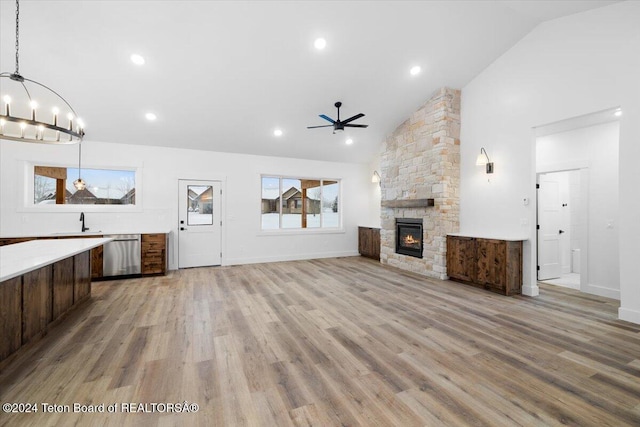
[80,212,89,232]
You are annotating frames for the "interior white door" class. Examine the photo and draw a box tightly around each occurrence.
[178,180,222,268]
[537,174,562,280]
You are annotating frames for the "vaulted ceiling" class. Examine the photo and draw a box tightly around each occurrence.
[0,1,619,163]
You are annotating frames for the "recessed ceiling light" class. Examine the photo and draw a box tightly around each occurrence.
[131,54,145,65]
[345,138,353,145]
[314,38,327,50]
[145,112,157,121]
[273,128,283,137]
[614,108,622,117]
[410,65,421,76]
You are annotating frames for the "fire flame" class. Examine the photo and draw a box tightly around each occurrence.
[403,235,420,245]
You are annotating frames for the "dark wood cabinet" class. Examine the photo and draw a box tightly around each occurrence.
[1,249,93,364]
[358,227,381,260]
[446,235,476,283]
[0,277,22,361]
[446,235,523,296]
[74,250,92,302]
[22,265,53,344]
[90,245,103,279]
[53,257,75,319]
[141,233,167,275]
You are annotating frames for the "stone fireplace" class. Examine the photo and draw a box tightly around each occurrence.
[380,87,460,279]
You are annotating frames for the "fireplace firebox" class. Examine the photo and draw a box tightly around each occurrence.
[396,218,423,258]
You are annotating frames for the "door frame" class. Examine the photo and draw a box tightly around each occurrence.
[536,162,589,292]
[177,177,226,268]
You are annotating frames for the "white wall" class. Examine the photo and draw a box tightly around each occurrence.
[459,1,640,323]
[537,121,620,298]
[0,139,372,269]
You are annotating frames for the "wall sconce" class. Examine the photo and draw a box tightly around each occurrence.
[475,147,494,174]
[371,170,381,184]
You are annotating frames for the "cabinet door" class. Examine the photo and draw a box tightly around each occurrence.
[446,236,476,282]
[475,239,507,290]
[358,227,380,260]
[0,276,22,361]
[142,234,167,275]
[53,257,74,318]
[22,265,52,344]
[91,246,103,279]
[74,251,91,302]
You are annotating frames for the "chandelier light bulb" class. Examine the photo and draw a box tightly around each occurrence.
[0,1,85,144]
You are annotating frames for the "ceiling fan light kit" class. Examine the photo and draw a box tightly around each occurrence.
[307,101,369,134]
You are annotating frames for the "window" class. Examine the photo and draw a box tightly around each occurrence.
[261,176,340,230]
[33,165,136,205]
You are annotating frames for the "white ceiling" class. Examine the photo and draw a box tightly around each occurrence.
[0,0,619,163]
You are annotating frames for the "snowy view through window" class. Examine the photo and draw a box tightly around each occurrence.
[187,185,214,225]
[261,176,340,230]
[34,166,135,205]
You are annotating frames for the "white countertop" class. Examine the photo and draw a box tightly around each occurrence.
[0,230,170,238]
[0,238,112,282]
[447,233,529,241]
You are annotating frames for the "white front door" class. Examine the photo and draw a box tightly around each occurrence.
[537,174,562,280]
[178,180,222,268]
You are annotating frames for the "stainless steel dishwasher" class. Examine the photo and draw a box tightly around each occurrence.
[103,234,141,277]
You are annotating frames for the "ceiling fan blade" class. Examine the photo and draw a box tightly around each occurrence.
[319,114,336,124]
[341,113,365,125]
[307,125,334,129]
[344,124,368,128]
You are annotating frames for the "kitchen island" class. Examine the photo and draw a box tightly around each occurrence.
[0,238,111,364]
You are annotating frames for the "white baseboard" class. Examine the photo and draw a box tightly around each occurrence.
[223,250,360,266]
[522,284,539,297]
[619,307,640,325]
[584,283,620,300]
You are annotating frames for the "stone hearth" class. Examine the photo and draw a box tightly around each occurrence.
[380,87,460,279]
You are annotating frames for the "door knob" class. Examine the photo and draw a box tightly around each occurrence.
[559,229,565,234]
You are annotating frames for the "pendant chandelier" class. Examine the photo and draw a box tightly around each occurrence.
[0,0,85,144]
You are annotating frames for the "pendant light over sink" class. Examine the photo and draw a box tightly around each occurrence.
[74,142,86,191]
[0,0,85,144]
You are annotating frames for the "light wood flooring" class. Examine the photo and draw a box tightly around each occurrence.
[1,256,639,426]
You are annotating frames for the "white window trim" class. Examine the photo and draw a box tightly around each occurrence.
[18,160,143,213]
[259,174,344,234]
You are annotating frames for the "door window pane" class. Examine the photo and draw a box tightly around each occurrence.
[187,185,214,225]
